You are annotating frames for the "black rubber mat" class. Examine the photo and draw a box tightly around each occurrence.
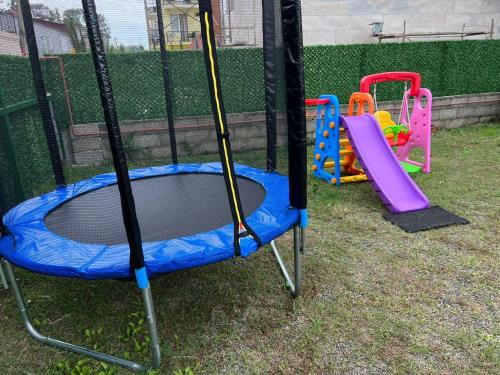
[383,205,469,233]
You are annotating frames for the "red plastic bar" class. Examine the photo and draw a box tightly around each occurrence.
[360,72,421,96]
[305,98,330,106]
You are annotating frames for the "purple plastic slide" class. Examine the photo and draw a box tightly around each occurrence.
[341,114,430,214]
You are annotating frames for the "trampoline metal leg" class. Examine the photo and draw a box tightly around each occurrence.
[270,226,302,298]
[1,259,161,373]
[0,258,8,289]
[300,226,306,255]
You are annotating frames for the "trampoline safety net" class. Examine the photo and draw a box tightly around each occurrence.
[0,0,307,280]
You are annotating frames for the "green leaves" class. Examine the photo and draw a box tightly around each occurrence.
[173,367,195,375]
[120,309,152,362]
[53,358,115,375]
[52,327,116,374]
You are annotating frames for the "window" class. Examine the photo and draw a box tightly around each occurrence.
[0,13,17,34]
[170,13,189,41]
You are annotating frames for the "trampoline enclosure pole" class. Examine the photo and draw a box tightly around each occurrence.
[19,0,66,186]
[81,0,146,276]
[262,0,278,172]
[198,0,262,255]
[155,0,178,164]
[281,0,307,210]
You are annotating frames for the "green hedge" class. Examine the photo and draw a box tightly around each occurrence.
[0,107,53,213]
[36,39,500,128]
[3,39,500,123]
[0,56,52,212]
[42,48,268,127]
[305,40,500,104]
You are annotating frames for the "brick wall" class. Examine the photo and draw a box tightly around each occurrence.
[69,111,287,165]
[0,31,21,56]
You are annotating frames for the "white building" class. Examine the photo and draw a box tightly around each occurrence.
[33,18,73,55]
[0,9,74,56]
[0,10,22,56]
[219,0,498,47]
[302,0,499,45]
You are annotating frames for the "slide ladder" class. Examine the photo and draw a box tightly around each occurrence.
[307,95,366,186]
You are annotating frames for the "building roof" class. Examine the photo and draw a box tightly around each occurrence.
[2,10,67,33]
[33,18,68,33]
[2,9,17,17]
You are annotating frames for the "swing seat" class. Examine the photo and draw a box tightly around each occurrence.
[374,111,411,147]
[386,130,412,147]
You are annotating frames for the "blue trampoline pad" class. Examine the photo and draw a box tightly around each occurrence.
[0,163,299,279]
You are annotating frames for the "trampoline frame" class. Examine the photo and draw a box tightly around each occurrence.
[0,227,303,371]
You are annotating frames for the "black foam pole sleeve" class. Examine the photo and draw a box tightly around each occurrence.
[198,0,262,254]
[81,0,145,271]
[20,0,66,186]
[281,0,307,209]
[155,0,178,164]
[262,0,278,172]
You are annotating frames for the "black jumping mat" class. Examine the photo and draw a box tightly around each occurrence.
[383,205,469,233]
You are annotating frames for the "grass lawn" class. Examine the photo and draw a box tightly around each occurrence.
[0,123,499,374]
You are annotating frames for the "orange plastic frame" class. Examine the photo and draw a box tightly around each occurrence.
[348,92,374,116]
[343,92,375,175]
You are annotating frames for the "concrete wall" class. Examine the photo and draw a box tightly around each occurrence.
[307,92,500,129]
[302,0,500,45]
[0,30,21,56]
[69,111,287,165]
[66,92,499,165]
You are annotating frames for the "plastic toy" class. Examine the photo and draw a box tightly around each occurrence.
[396,87,432,174]
[374,111,411,147]
[340,114,430,213]
[307,72,432,186]
[307,96,367,186]
[360,72,432,174]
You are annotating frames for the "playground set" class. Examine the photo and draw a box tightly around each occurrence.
[308,72,432,186]
[307,71,466,230]
[307,72,435,214]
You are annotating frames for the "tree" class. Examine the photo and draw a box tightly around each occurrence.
[8,0,18,10]
[63,9,111,53]
[98,14,111,50]
[63,9,87,52]
[109,43,127,53]
[48,8,62,23]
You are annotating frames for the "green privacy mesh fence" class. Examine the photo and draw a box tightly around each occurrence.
[36,39,500,129]
[0,39,499,211]
[42,48,268,128]
[0,56,53,212]
[305,40,500,104]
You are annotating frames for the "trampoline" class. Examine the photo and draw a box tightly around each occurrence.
[1,163,299,279]
[0,0,307,372]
